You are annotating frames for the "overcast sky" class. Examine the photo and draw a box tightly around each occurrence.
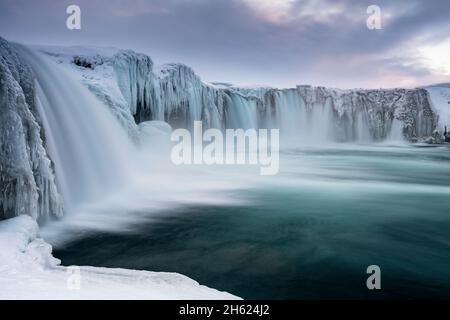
[1,0,449,88]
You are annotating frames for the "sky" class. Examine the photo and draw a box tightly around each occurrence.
[0,0,449,89]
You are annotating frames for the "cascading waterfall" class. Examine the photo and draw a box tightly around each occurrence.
[255,91,337,145]
[227,93,258,130]
[356,112,371,143]
[6,44,427,219]
[274,89,306,144]
[107,53,436,145]
[42,47,434,148]
[228,90,412,145]
[309,98,333,143]
[388,118,405,142]
[17,46,136,212]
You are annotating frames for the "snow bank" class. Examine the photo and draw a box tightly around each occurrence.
[0,216,239,300]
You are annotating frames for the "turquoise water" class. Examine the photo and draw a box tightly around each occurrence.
[54,145,450,299]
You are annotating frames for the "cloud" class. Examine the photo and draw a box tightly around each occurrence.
[0,0,449,88]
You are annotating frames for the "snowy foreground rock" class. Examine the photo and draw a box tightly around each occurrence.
[0,216,239,300]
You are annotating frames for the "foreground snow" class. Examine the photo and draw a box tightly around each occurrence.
[0,216,239,300]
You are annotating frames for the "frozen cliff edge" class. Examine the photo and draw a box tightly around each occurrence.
[0,38,63,221]
[1,39,449,222]
[37,45,446,143]
[0,215,240,299]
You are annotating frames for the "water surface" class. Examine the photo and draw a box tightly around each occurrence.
[54,145,450,299]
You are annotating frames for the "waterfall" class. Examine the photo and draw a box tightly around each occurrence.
[256,90,333,146]
[388,118,405,142]
[356,112,371,143]
[17,46,136,212]
[227,93,258,130]
[309,98,333,143]
[275,89,306,144]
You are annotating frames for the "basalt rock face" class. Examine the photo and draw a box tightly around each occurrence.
[0,38,63,221]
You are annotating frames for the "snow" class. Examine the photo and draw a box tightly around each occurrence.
[0,215,240,300]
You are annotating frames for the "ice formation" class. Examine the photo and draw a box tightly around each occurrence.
[0,38,62,221]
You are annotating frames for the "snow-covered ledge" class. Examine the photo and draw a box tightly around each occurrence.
[0,216,240,300]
